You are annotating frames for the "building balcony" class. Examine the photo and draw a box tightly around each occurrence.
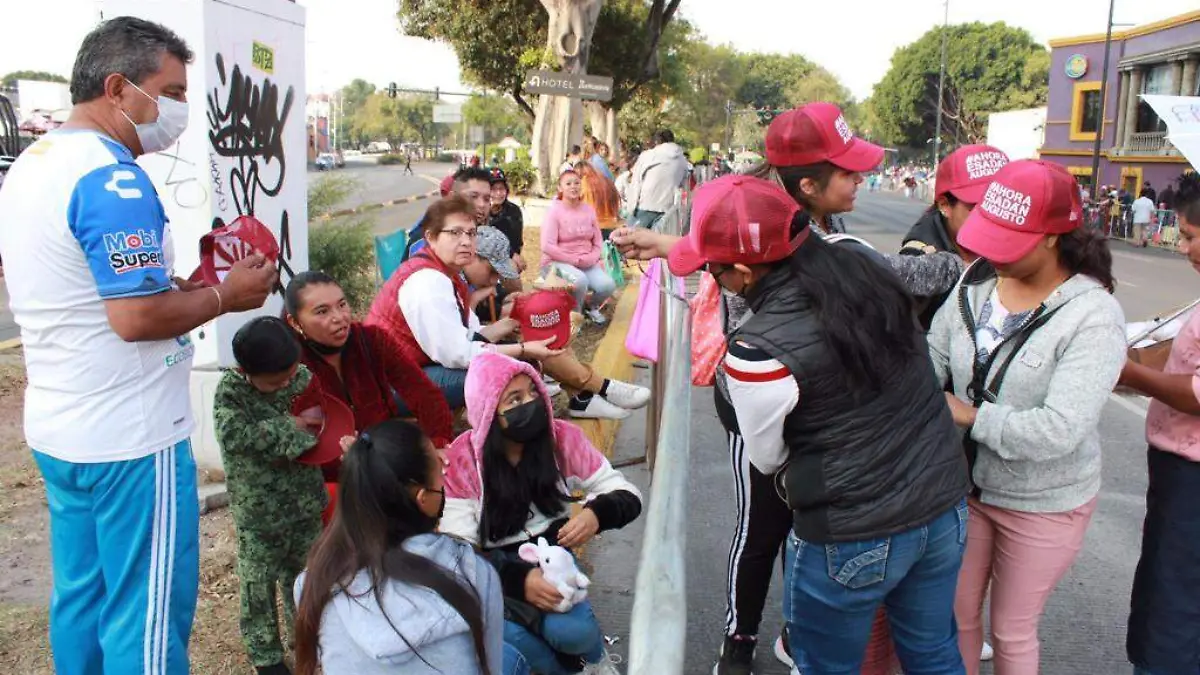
[1113,131,1182,157]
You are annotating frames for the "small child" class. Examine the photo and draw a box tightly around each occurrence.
[214,316,327,675]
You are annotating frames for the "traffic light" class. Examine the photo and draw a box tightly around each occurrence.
[387,82,398,99]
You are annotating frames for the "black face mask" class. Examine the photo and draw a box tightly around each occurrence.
[498,399,549,444]
[304,336,346,356]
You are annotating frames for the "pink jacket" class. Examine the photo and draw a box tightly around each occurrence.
[540,199,603,270]
[441,353,640,548]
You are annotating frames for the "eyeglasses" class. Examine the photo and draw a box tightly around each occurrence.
[441,228,478,240]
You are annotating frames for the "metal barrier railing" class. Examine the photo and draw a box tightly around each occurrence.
[627,190,692,675]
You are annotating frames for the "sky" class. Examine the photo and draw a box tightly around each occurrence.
[1,0,1196,102]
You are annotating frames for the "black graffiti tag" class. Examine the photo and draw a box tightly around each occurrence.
[206,52,295,295]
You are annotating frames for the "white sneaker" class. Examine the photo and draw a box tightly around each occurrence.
[569,395,631,420]
[585,307,607,325]
[580,649,623,674]
[981,641,994,661]
[774,632,795,668]
[603,379,650,410]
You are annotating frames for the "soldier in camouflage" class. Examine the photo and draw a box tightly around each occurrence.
[214,316,327,675]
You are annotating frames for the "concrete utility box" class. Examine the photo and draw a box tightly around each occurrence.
[102,0,309,471]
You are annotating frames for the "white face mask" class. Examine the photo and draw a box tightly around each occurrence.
[118,79,188,154]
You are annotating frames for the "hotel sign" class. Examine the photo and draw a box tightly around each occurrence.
[524,70,614,102]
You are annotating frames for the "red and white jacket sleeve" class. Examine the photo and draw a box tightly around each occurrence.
[724,340,799,475]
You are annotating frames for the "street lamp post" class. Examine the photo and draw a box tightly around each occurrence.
[1089,0,1118,202]
[932,0,949,168]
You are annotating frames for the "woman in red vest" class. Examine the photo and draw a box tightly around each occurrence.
[366,195,648,420]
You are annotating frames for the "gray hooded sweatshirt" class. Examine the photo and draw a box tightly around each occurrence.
[294,533,503,675]
[927,262,1126,513]
[627,142,689,213]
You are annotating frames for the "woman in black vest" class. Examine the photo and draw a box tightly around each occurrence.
[615,103,970,675]
[674,173,970,674]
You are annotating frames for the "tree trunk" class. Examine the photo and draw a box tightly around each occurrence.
[584,101,620,158]
[532,0,604,195]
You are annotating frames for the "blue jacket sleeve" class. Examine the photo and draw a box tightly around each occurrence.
[67,163,171,299]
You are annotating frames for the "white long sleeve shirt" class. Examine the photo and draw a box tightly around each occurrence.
[397,268,487,369]
[724,340,799,475]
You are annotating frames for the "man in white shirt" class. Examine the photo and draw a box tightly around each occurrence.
[0,18,275,675]
[1132,190,1156,248]
[626,129,690,230]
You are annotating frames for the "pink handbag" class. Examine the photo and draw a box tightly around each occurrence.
[689,272,727,386]
[625,259,663,362]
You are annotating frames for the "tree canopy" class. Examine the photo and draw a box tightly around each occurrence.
[2,71,68,87]
[869,22,1049,148]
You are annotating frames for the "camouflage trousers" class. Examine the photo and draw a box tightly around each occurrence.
[235,517,322,666]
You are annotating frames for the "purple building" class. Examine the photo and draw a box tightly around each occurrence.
[1041,10,1198,196]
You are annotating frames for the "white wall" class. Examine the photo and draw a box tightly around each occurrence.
[16,80,71,119]
[986,107,1048,160]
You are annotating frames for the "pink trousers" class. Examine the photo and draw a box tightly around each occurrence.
[954,496,1096,675]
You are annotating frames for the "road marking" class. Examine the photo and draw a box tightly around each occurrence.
[1110,393,1149,419]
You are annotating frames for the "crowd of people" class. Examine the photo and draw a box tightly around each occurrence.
[2,15,1200,675]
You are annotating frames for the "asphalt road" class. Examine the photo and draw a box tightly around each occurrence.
[587,189,1191,675]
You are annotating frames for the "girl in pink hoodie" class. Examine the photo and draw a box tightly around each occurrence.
[442,353,642,675]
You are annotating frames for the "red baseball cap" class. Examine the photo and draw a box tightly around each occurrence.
[957,160,1083,265]
[514,290,575,350]
[188,215,280,286]
[765,102,884,172]
[291,385,357,466]
[667,175,804,277]
[935,144,1009,204]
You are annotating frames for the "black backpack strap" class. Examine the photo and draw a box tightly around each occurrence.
[970,305,1064,407]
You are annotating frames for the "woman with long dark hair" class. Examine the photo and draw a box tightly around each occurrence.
[613,102,964,674]
[441,353,642,675]
[927,160,1125,674]
[293,419,526,675]
[665,175,969,674]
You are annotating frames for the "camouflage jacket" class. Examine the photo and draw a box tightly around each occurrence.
[213,366,327,533]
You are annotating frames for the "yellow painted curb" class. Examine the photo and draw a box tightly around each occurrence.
[567,274,640,459]
[0,337,21,352]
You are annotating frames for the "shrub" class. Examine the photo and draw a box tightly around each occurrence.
[377,153,404,165]
[307,174,377,315]
[689,147,709,164]
[435,152,457,164]
[501,158,537,196]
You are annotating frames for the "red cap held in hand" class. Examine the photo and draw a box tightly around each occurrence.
[765,102,884,172]
[513,290,575,350]
[935,144,1009,204]
[668,175,804,277]
[291,384,358,467]
[188,215,280,286]
[957,160,1083,265]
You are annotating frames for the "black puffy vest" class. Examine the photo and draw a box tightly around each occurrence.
[732,258,969,543]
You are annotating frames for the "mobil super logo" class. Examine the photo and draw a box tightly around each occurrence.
[103,229,164,275]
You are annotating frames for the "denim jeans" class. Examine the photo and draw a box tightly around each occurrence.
[503,642,532,675]
[783,500,968,675]
[503,599,605,675]
[626,208,664,230]
[543,262,616,311]
[421,365,468,410]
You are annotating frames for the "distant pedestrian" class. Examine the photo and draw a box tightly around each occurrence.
[1143,181,1157,204]
[403,153,414,175]
[560,144,582,175]
[625,129,689,230]
[1133,190,1155,247]
[0,16,276,674]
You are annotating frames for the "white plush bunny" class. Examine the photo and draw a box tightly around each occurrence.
[518,536,591,613]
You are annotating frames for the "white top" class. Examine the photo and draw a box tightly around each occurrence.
[0,131,194,462]
[1131,196,1155,224]
[397,268,486,369]
[724,341,799,475]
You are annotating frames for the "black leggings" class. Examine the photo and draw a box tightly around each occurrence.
[716,387,793,638]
